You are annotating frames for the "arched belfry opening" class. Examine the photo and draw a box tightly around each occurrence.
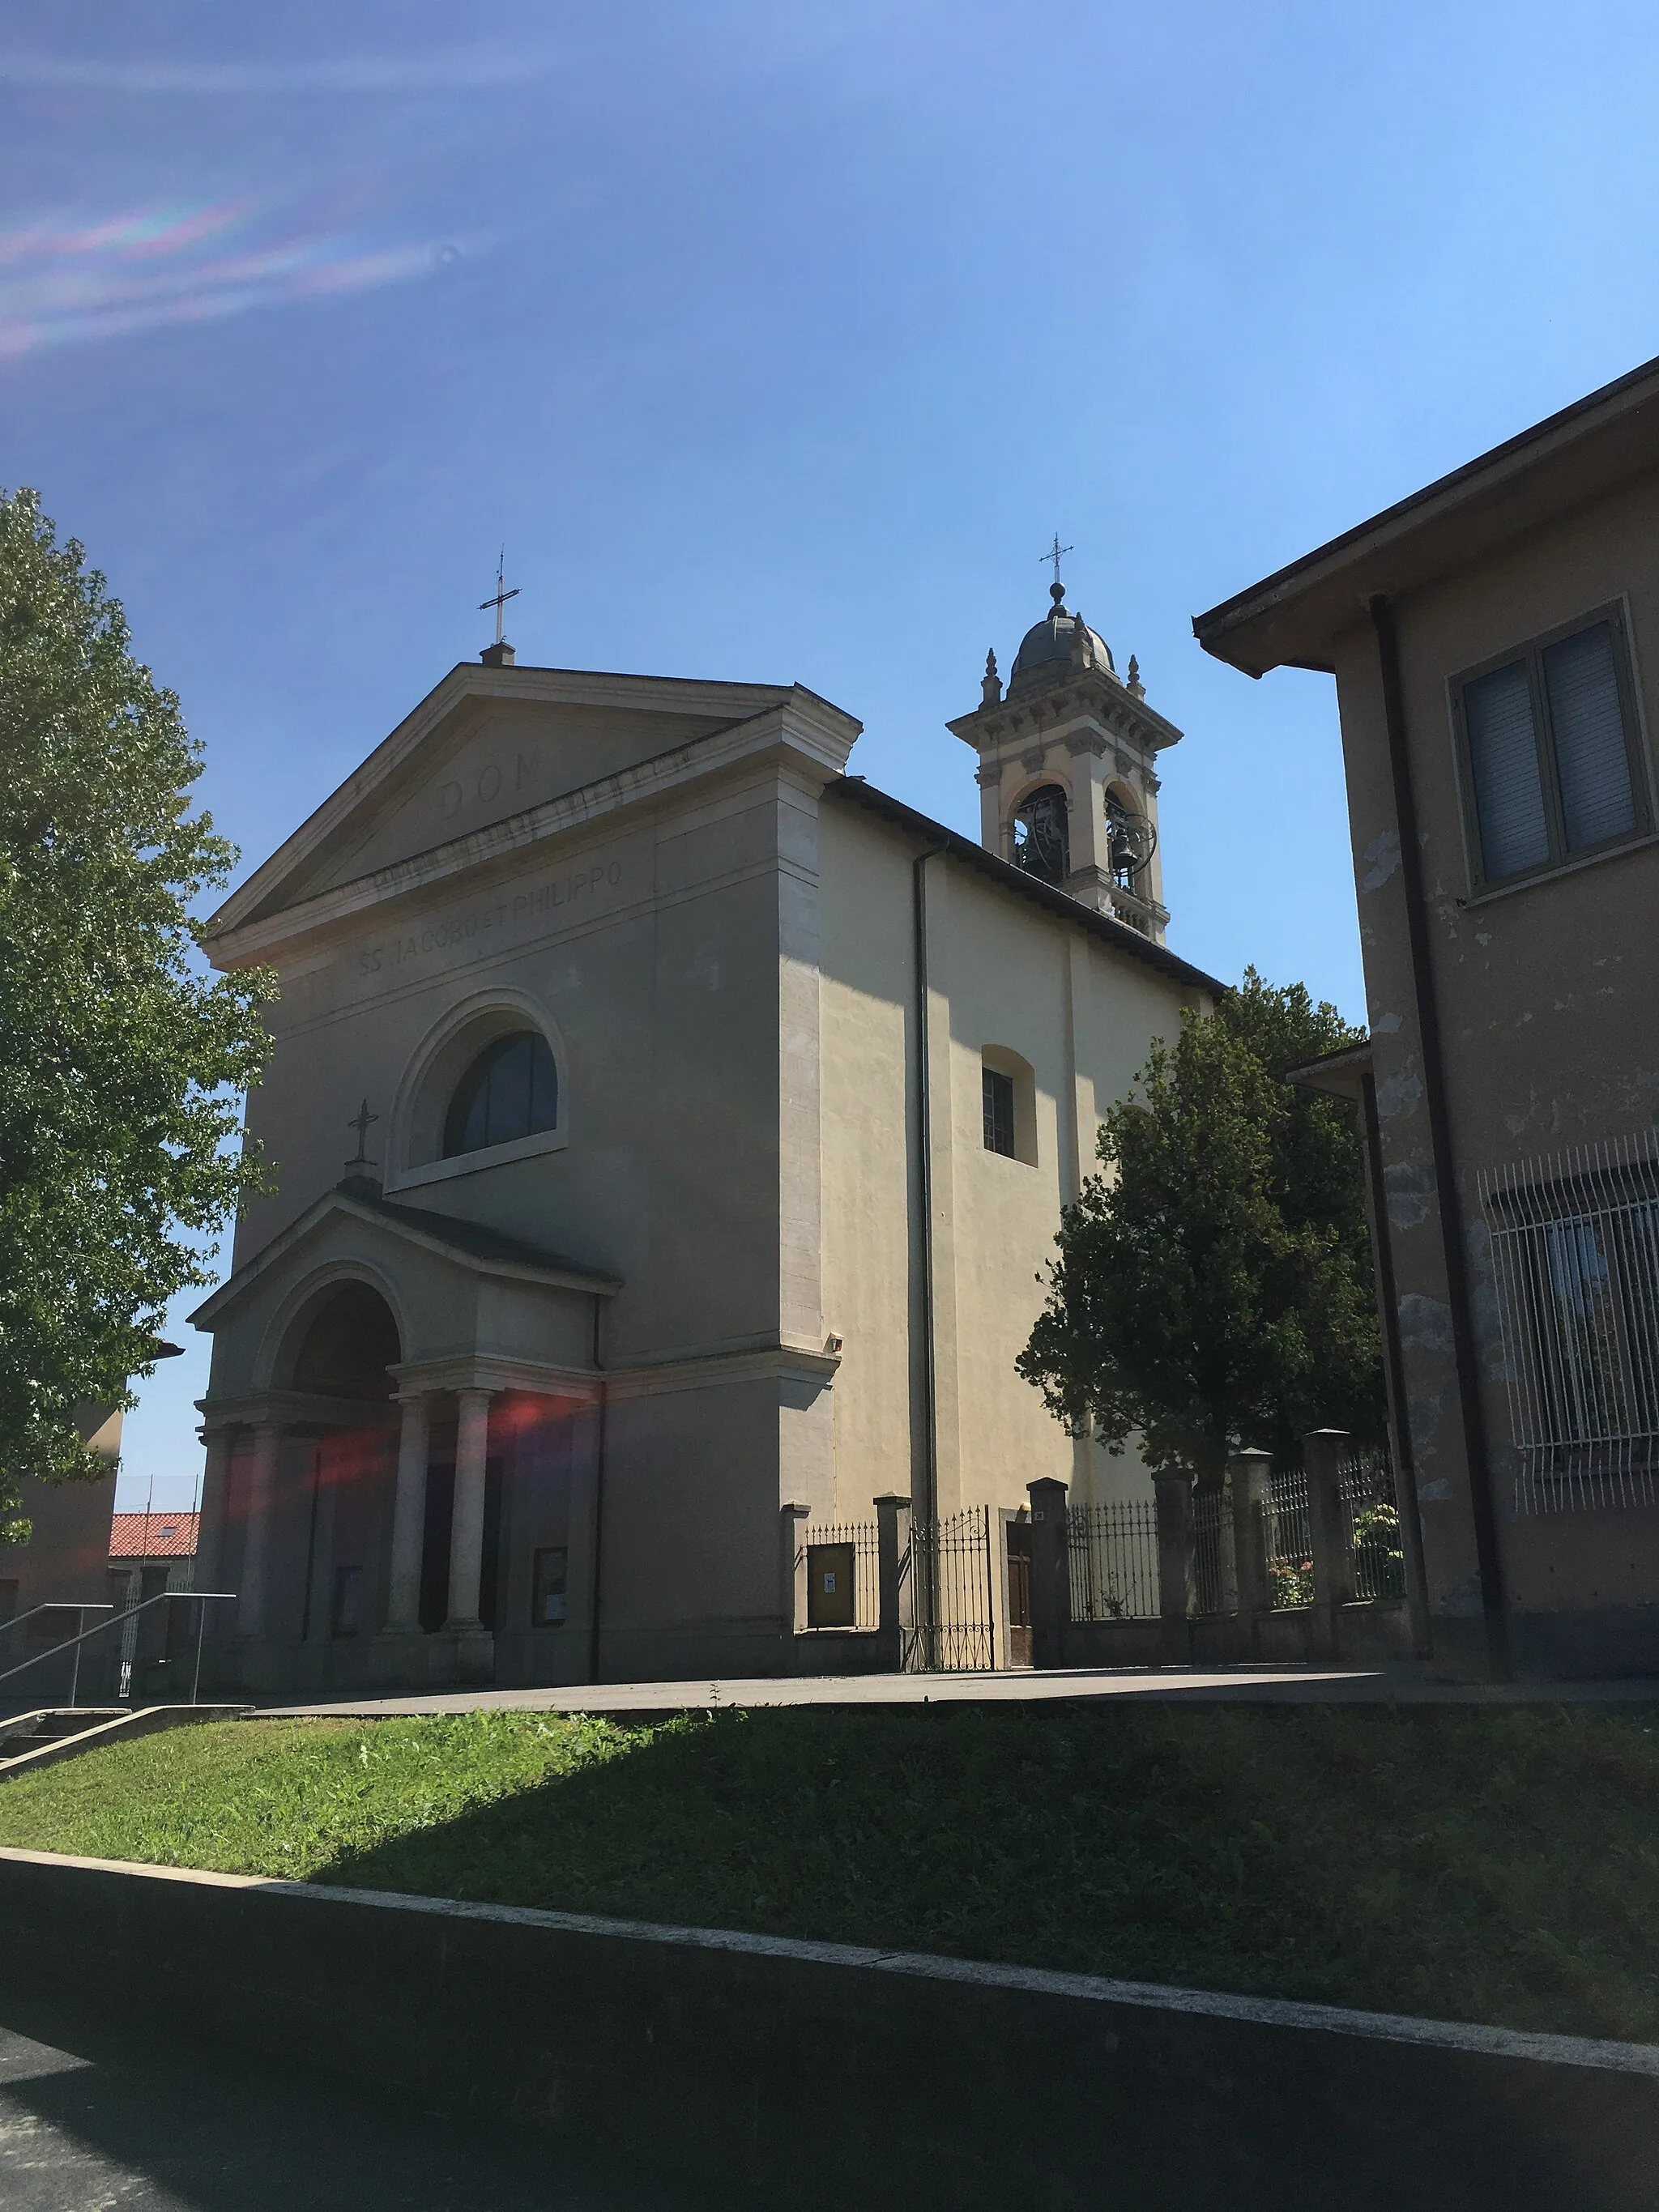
[289,1283,401,1400]
[1012,782,1070,885]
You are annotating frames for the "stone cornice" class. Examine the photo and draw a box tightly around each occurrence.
[390,1355,602,1404]
[947,667,1182,756]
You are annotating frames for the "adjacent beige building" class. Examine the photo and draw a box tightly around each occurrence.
[1196,357,1659,1677]
[191,584,1214,1694]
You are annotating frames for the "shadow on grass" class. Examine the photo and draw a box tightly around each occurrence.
[313,1698,1659,2042]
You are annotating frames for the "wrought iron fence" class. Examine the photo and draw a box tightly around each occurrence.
[905,1505,996,1672]
[797,1519,881,1633]
[1338,1447,1406,1602]
[1192,1486,1228,1617]
[1263,1466,1315,1610]
[1066,1499,1160,1622]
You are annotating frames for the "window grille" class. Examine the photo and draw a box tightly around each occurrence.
[1478,1134,1659,1511]
[1452,606,1650,894]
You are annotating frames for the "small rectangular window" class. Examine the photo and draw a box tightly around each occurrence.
[983,1067,1016,1157]
[1453,607,1649,893]
[531,1546,568,1628]
[0,1580,17,1627]
[331,1564,363,1637]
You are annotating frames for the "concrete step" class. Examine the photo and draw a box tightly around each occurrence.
[0,1705,250,1780]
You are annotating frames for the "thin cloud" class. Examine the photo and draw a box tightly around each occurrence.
[0,45,560,95]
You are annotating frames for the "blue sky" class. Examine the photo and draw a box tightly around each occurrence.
[5,1,1658,1507]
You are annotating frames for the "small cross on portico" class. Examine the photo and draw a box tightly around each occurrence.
[345,1098,378,1174]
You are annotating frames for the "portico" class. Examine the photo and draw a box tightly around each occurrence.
[194,1186,616,1694]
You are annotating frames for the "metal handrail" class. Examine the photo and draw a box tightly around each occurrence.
[0,1590,237,1708]
[0,1600,114,1641]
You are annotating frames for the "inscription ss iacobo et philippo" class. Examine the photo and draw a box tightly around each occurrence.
[357,855,625,979]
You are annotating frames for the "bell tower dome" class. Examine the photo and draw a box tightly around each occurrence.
[947,572,1181,941]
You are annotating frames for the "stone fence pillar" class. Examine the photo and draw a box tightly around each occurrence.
[1228,1448,1273,1660]
[779,1502,812,1647]
[1153,1467,1195,1665]
[874,1494,912,1673]
[1303,1429,1353,1662]
[1026,1477,1070,1671]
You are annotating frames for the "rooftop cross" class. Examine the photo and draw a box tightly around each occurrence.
[1039,533,1073,591]
[478,548,520,646]
[345,1098,379,1174]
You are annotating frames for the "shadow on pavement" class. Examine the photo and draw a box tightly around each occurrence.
[0,1988,732,2212]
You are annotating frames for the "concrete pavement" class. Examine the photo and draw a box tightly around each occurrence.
[260,1660,1659,1722]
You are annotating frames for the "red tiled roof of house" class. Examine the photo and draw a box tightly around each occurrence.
[110,1511,199,1560]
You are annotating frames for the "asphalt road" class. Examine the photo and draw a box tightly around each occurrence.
[0,2000,727,2212]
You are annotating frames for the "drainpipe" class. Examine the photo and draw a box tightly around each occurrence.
[1368,595,1511,1679]
[1359,1069,1431,1658]
[912,841,949,1531]
[586,1293,608,1686]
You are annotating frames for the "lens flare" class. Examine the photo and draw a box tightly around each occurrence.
[0,189,476,360]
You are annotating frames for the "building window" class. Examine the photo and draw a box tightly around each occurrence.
[1478,1137,1659,1512]
[531,1546,568,1627]
[1452,606,1651,893]
[442,1030,558,1158]
[983,1066,1016,1157]
[980,1046,1037,1166]
[0,1580,16,1628]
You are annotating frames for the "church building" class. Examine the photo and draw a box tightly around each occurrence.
[192,578,1218,1691]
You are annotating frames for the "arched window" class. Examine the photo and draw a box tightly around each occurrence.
[1012,784,1069,885]
[442,1030,558,1158]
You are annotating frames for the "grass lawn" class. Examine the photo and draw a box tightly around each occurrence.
[2,1701,1658,2041]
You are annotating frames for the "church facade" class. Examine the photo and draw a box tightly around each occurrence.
[192,585,1218,1692]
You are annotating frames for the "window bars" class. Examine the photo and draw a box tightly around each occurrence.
[796,1519,881,1634]
[905,1506,996,1673]
[1066,1499,1160,1622]
[1478,1132,1659,1511]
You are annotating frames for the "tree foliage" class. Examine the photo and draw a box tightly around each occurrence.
[1017,969,1384,1482]
[0,488,273,1536]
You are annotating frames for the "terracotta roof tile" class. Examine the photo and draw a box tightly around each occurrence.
[110,1511,199,1560]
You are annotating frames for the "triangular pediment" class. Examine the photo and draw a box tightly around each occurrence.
[207,663,806,941]
[190,1186,621,1334]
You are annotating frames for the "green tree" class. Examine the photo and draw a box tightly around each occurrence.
[1017,969,1384,1482]
[0,489,272,1540]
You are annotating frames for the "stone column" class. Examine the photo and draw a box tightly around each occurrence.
[1304,1429,1353,1663]
[1228,1448,1273,1660]
[1153,1466,1195,1666]
[194,1425,237,1600]
[1027,1477,1070,1672]
[237,1421,284,1642]
[444,1389,495,1631]
[382,1392,433,1635]
[874,1494,912,1673]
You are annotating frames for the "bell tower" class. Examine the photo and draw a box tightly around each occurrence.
[947,571,1181,941]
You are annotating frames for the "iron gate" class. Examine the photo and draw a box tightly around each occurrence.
[903,1504,996,1672]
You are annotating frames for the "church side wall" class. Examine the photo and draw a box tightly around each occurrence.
[816,805,1196,1533]
[816,808,918,1519]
